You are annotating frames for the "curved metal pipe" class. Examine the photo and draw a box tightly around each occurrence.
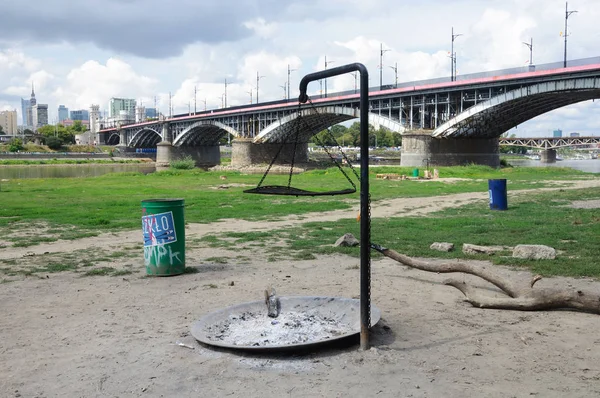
[299,63,371,350]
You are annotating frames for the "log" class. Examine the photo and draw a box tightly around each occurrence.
[372,245,600,315]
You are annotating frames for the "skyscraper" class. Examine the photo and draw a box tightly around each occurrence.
[58,105,69,123]
[28,83,37,127]
[32,104,48,129]
[21,98,29,126]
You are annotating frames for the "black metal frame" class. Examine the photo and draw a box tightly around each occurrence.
[299,63,371,350]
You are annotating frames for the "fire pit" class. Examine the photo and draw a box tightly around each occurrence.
[191,296,381,352]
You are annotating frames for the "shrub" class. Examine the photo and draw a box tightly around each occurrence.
[170,155,196,170]
[45,136,64,150]
[8,138,24,152]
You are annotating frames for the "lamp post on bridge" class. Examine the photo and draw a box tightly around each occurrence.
[380,43,390,90]
[247,88,253,104]
[351,72,358,94]
[224,78,228,109]
[523,37,533,67]
[451,27,462,81]
[279,83,287,99]
[287,64,296,100]
[389,62,398,88]
[324,56,334,97]
[194,86,197,113]
[256,72,265,103]
[562,2,577,68]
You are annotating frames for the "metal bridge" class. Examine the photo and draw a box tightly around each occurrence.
[499,136,600,149]
[99,56,600,148]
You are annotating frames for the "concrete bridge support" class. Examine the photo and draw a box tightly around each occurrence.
[401,132,500,167]
[156,142,221,169]
[117,129,127,147]
[231,138,309,167]
[540,149,557,163]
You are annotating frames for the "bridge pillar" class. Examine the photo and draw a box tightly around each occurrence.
[540,149,557,163]
[156,142,220,170]
[161,122,172,143]
[231,138,308,167]
[155,141,173,170]
[117,129,127,147]
[401,132,500,167]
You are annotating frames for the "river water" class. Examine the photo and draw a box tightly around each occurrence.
[0,159,598,180]
[507,159,600,173]
[0,163,156,179]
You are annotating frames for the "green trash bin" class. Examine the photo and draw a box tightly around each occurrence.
[141,199,185,276]
[412,168,419,177]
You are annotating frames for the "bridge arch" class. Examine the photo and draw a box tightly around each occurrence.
[173,120,240,146]
[254,105,405,143]
[129,128,161,148]
[433,78,600,138]
[106,132,120,146]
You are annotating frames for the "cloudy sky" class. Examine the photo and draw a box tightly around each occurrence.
[1,0,599,137]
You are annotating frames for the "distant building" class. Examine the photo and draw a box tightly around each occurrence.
[62,119,90,128]
[145,107,157,119]
[20,83,38,127]
[70,109,90,121]
[32,104,48,129]
[0,110,18,135]
[570,132,580,137]
[135,106,146,123]
[20,98,29,126]
[553,129,562,138]
[58,105,69,123]
[89,105,100,142]
[109,98,136,120]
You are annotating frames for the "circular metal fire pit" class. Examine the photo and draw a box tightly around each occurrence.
[191,296,381,352]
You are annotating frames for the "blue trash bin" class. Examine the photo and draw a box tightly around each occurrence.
[488,179,508,210]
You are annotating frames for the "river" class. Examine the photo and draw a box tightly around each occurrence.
[0,163,156,179]
[507,159,600,173]
[0,158,598,180]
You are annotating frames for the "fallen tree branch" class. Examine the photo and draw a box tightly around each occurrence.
[372,245,600,314]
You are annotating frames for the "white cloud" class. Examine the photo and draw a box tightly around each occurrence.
[53,58,157,111]
[0,49,40,73]
[243,18,279,39]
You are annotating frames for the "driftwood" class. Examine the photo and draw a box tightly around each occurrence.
[372,245,600,314]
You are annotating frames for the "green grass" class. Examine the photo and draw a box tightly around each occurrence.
[242,187,599,278]
[170,155,196,170]
[82,267,116,276]
[0,165,598,278]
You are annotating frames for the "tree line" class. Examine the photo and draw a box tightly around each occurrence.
[310,122,402,148]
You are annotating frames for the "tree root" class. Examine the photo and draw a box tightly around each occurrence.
[373,245,600,314]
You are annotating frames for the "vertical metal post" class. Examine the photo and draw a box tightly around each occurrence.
[299,63,371,351]
[224,78,228,109]
[451,27,454,81]
[564,2,577,68]
[434,94,438,128]
[451,27,462,81]
[194,86,197,113]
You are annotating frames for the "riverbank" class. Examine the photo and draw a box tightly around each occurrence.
[0,174,599,397]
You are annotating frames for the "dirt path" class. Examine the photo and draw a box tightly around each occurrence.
[0,178,599,397]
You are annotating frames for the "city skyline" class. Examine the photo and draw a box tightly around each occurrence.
[1,0,600,137]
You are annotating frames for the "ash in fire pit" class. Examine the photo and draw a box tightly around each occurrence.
[191,296,381,352]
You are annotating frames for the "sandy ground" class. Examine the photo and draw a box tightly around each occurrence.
[1,178,600,398]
